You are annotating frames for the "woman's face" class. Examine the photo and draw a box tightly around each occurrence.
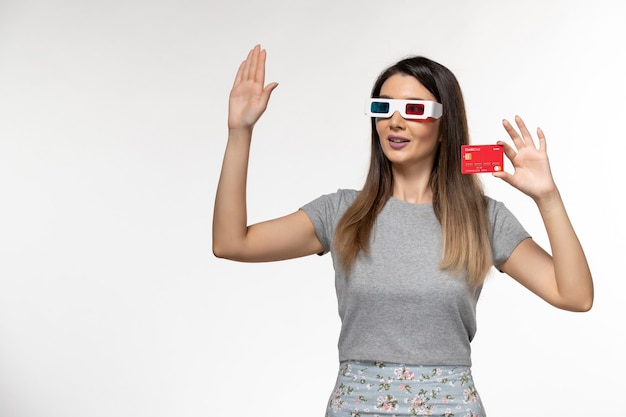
[376,74,441,170]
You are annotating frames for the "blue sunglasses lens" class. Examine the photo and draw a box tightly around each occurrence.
[370,101,390,114]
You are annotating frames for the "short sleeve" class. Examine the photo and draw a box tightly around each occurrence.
[488,198,532,269]
[300,189,358,255]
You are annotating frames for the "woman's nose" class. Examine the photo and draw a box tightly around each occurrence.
[389,110,405,128]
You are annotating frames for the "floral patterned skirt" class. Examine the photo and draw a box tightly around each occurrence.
[325,361,486,417]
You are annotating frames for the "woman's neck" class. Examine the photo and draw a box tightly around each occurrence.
[391,165,433,204]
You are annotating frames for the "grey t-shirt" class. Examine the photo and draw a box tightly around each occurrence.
[301,189,530,366]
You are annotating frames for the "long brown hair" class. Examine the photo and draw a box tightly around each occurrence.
[334,56,492,287]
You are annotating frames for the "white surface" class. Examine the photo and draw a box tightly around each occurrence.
[0,1,623,416]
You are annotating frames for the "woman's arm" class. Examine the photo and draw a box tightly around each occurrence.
[494,116,593,312]
[212,45,324,262]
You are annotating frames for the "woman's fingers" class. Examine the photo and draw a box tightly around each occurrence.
[256,48,267,84]
[241,45,255,81]
[236,45,269,88]
[514,115,536,148]
[504,115,541,150]
[536,126,547,151]
[232,59,245,89]
[502,118,522,147]
[497,140,518,161]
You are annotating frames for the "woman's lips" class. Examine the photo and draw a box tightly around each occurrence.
[388,135,410,150]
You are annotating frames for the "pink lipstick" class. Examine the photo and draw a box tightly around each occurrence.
[388,135,410,150]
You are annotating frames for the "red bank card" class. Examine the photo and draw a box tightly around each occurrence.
[461,145,504,174]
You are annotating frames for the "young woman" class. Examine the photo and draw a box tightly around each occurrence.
[213,45,593,417]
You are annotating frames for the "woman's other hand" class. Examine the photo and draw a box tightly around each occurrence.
[228,44,279,132]
[493,115,558,203]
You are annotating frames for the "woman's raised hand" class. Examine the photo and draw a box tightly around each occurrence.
[493,115,558,202]
[228,45,278,132]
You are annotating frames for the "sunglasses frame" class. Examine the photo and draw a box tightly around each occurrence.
[365,98,443,120]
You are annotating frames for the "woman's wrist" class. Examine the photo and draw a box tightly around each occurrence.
[227,126,254,142]
[534,187,564,214]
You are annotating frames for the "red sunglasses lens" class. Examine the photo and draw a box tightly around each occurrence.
[405,103,425,115]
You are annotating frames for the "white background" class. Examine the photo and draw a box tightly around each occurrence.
[1,0,624,416]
